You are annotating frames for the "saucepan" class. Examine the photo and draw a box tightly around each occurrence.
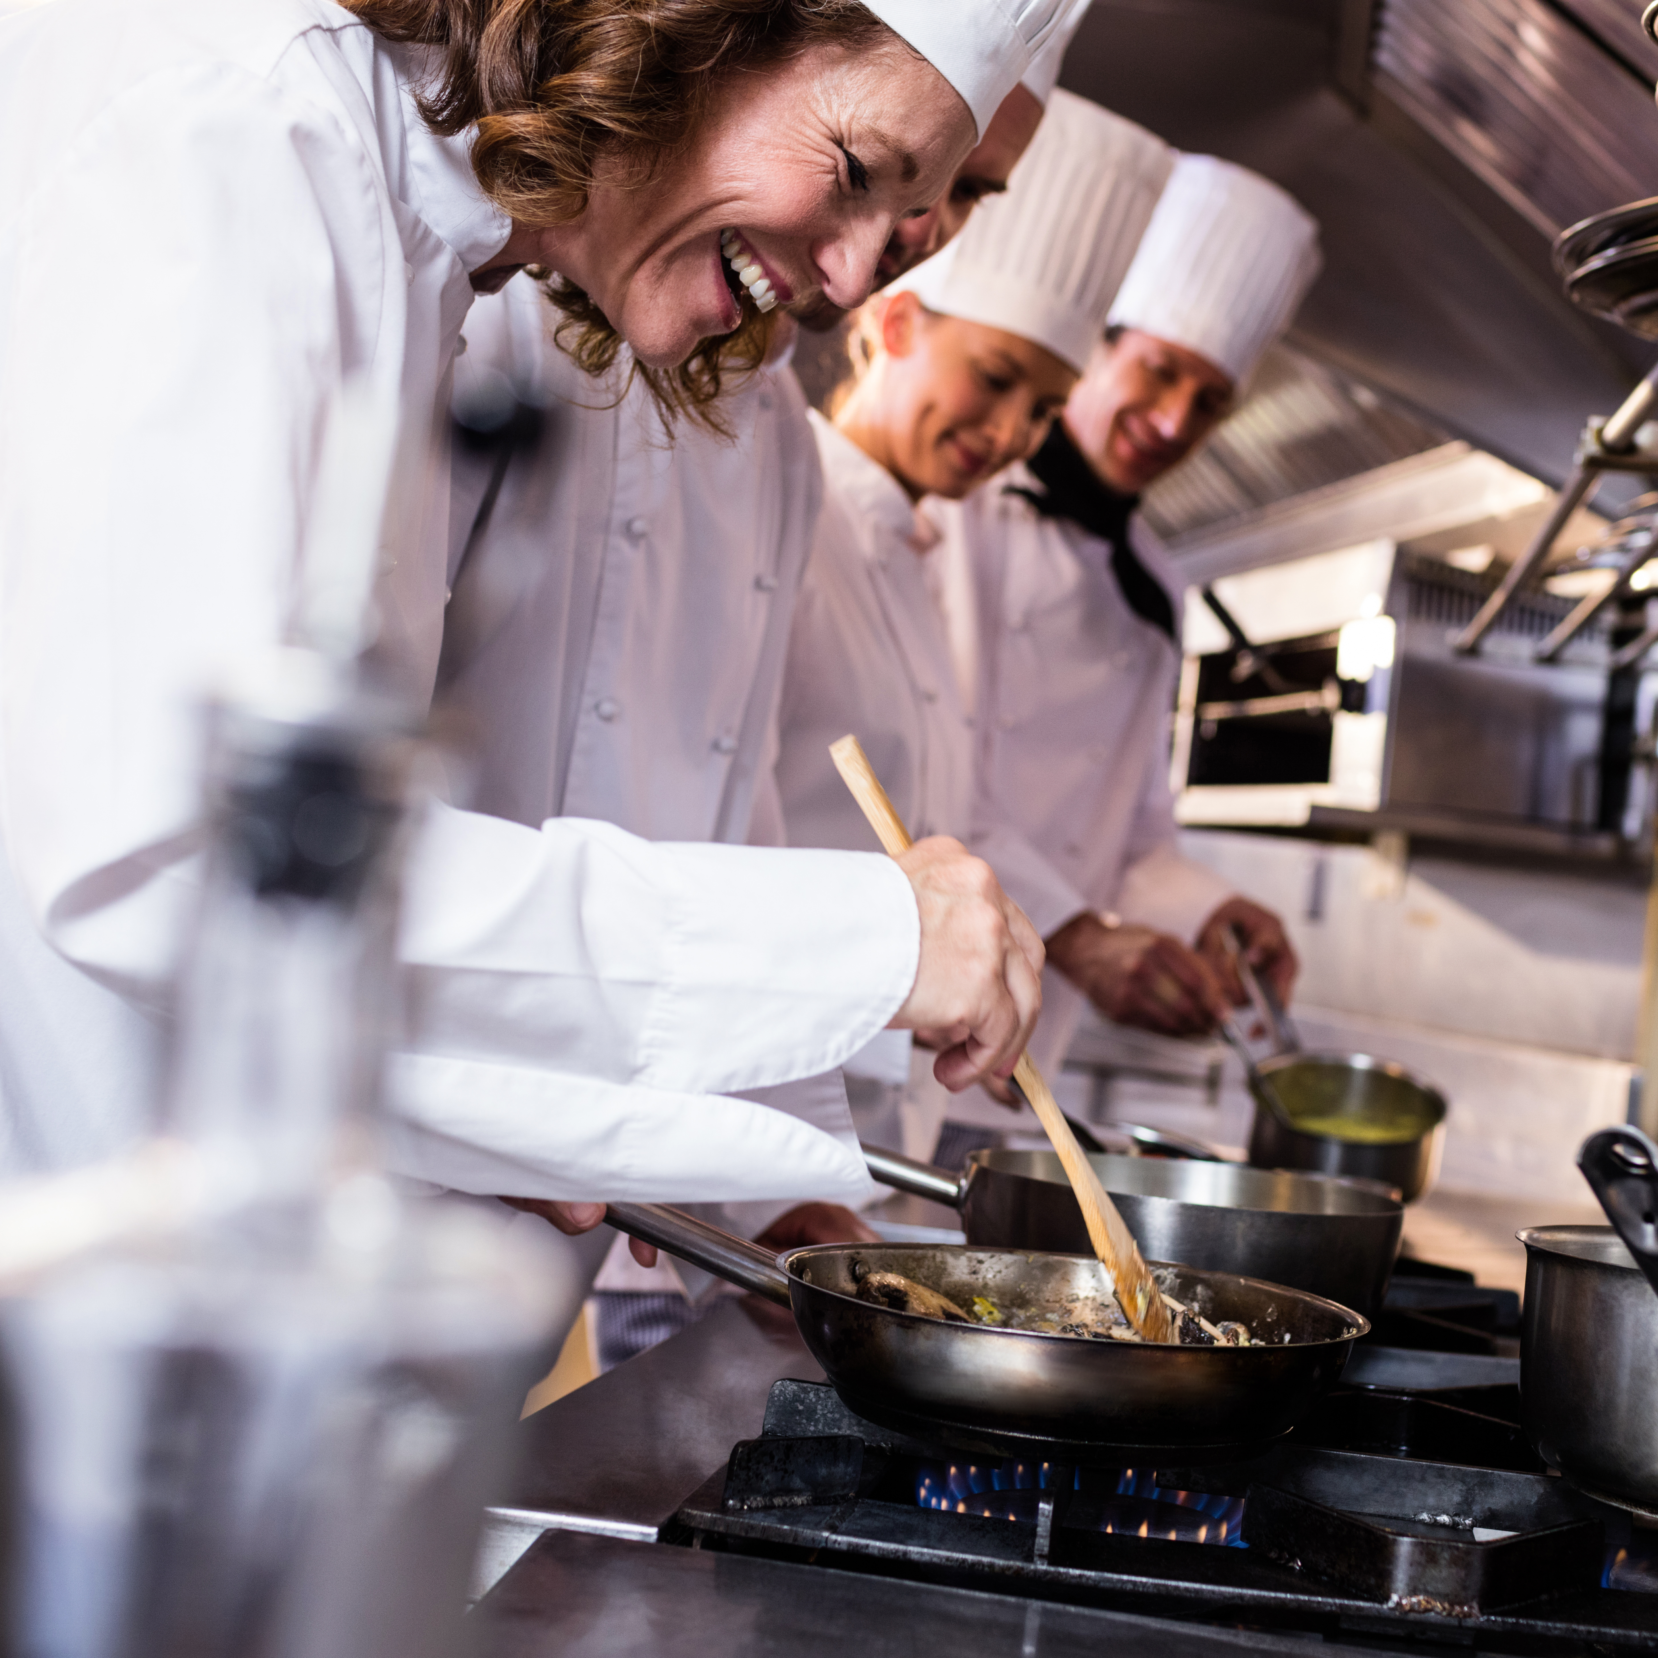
[606,1202,1365,1463]
[862,1143,1403,1319]
[1226,945,1447,1202]
[1520,1125,1658,1515]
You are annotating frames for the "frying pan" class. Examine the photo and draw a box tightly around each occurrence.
[607,1202,1366,1464]
[863,1144,1402,1320]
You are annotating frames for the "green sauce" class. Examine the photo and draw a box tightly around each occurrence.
[1257,1060,1441,1145]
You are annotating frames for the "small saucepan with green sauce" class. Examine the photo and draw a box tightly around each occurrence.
[1246,1051,1447,1203]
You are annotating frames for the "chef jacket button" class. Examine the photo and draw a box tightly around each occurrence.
[625,516,649,541]
[754,573,778,592]
[921,687,939,702]
[595,697,622,721]
[455,335,468,356]
[711,734,738,755]
[404,262,416,285]
[758,392,774,412]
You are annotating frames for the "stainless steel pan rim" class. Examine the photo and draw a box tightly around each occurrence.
[607,1204,1368,1461]
[1254,1049,1448,1133]
[862,1144,1404,1319]
[967,1149,1403,1219]
[782,1240,1367,1354]
[1516,1223,1640,1271]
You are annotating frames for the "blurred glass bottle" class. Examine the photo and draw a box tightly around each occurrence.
[1,649,563,1658]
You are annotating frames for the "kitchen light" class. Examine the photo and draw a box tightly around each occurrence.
[1337,613,1396,683]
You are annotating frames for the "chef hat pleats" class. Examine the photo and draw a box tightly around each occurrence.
[1107,154,1321,387]
[891,92,1173,375]
[1021,0,1092,105]
[861,0,1077,135]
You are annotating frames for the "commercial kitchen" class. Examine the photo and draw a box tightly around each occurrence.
[6,1,1658,1656]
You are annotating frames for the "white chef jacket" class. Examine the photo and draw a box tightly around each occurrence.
[0,0,917,1203]
[774,418,1080,926]
[442,284,869,1280]
[770,417,1083,1161]
[935,468,1234,1075]
[444,278,819,853]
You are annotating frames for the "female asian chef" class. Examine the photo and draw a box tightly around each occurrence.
[0,0,1070,1203]
[936,154,1323,1082]
[767,92,1174,1153]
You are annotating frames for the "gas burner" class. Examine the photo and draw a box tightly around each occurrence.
[913,1458,1245,1546]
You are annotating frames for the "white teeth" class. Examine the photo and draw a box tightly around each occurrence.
[721,229,780,313]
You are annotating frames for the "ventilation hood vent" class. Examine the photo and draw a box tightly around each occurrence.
[1373,0,1658,237]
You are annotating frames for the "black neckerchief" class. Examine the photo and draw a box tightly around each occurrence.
[1005,422,1176,642]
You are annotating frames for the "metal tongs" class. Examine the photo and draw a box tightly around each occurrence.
[1216,926,1296,1117]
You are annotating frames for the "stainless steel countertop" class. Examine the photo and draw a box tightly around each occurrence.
[477,1297,820,1593]
[473,1529,1426,1658]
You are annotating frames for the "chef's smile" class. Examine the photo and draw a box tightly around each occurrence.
[720,229,791,318]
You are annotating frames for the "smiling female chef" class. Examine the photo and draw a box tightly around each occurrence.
[935,154,1323,1085]
[0,0,1070,1201]
[438,12,1094,1353]
[767,93,1176,1157]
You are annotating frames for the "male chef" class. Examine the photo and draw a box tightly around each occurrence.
[941,154,1323,1082]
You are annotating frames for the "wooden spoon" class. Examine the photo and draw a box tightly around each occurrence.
[829,734,1177,1345]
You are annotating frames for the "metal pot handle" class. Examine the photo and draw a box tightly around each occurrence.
[1117,1123,1225,1162]
[859,1143,967,1209]
[1577,1126,1658,1299]
[604,1203,793,1308]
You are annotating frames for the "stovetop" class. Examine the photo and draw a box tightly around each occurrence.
[672,1368,1658,1651]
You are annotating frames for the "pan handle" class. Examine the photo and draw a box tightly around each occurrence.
[859,1143,968,1209]
[604,1202,793,1308]
[1577,1126,1658,1299]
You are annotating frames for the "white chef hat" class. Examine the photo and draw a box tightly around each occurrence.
[890,92,1173,375]
[862,0,1079,135]
[1021,0,1091,105]
[1107,153,1321,386]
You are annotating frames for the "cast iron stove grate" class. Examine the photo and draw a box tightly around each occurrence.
[670,1375,1658,1652]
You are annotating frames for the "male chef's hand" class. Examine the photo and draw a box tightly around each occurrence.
[498,1197,659,1268]
[753,1203,881,1251]
[1045,911,1231,1037]
[1194,896,1298,1009]
[889,836,1044,1092]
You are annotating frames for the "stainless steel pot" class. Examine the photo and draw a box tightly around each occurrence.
[606,1202,1365,1463]
[863,1145,1403,1320]
[1246,1052,1446,1203]
[1519,1125,1658,1515]
[1519,1225,1658,1515]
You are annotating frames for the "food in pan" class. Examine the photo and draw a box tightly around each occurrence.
[852,1266,1251,1346]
